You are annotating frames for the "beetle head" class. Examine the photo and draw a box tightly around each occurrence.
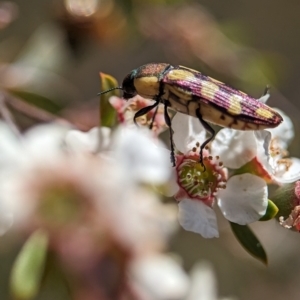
[122,73,137,100]
[97,73,135,99]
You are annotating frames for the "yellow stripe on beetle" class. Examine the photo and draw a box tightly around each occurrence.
[227,94,242,115]
[200,80,220,101]
[167,69,195,81]
[255,107,274,119]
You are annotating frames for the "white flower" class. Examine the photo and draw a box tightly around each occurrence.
[266,109,300,183]
[64,125,177,251]
[273,157,300,183]
[130,254,190,300]
[0,122,176,248]
[130,257,235,300]
[65,126,111,153]
[0,121,71,168]
[187,262,218,300]
[0,122,179,299]
[210,108,300,184]
[65,125,171,185]
[210,128,271,171]
[267,108,294,150]
[170,114,269,238]
[186,262,235,300]
[109,95,167,136]
[216,173,267,224]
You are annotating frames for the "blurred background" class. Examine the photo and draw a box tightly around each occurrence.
[1,0,300,299]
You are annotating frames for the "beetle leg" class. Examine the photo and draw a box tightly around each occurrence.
[196,110,216,171]
[163,102,176,167]
[133,100,159,126]
[149,105,159,130]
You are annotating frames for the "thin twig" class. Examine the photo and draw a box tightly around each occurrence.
[0,92,21,136]
[96,96,103,153]
[4,91,65,122]
[1,90,89,131]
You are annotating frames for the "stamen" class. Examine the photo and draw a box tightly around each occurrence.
[278,158,292,172]
[176,154,227,201]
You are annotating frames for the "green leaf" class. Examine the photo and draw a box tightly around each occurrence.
[10,90,62,114]
[230,222,267,265]
[99,72,119,127]
[10,230,49,300]
[271,183,295,220]
[259,199,279,221]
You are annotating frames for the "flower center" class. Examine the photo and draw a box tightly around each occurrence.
[38,185,83,226]
[176,150,227,205]
[269,137,288,158]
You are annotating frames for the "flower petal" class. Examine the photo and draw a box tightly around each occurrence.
[173,114,206,153]
[217,173,268,224]
[113,127,171,184]
[178,199,219,238]
[164,164,180,197]
[274,157,300,183]
[65,127,111,153]
[266,108,294,149]
[254,130,271,160]
[0,121,22,166]
[24,122,71,159]
[253,130,273,174]
[211,129,258,169]
[187,262,218,300]
[257,93,270,103]
[130,254,189,300]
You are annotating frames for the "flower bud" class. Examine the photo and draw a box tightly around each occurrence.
[272,181,300,231]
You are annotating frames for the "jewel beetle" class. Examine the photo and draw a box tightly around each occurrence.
[99,63,283,168]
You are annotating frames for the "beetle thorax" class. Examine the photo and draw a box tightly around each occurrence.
[133,76,160,100]
[128,63,170,100]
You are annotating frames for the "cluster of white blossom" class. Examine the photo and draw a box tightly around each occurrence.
[170,109,298,238]
[112,94,298,238]
[0,119,233,299]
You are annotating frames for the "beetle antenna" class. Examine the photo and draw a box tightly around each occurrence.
[97,87,123,95]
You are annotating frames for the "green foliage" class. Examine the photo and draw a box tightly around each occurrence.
[10,230,49,300]
[10,91,63,114]
[259,199,279,221]
[99,72,119,128]
[272,183,296,220]
[230,222,267,265]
